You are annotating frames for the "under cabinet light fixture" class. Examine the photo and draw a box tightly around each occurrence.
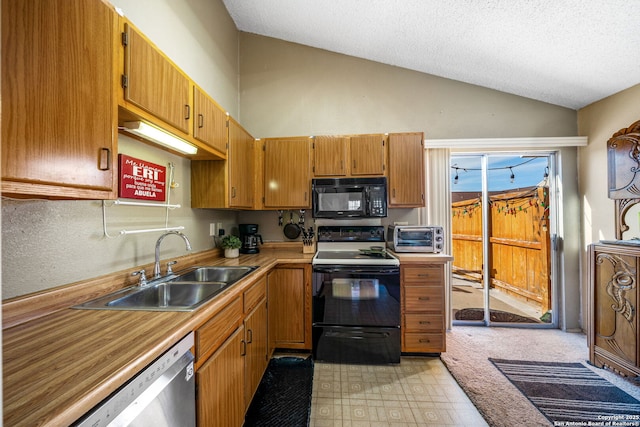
[122,121,198,155]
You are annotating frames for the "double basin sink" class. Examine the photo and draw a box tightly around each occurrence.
[75,266,258,312]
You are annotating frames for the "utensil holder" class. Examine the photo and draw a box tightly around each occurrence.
[303,242,316,253]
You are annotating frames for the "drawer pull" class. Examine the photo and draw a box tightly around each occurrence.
[419,339,431,343]
[419,321,431,325]
[418,297,430,301]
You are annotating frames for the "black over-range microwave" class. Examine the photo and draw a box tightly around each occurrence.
[312,177,387,219]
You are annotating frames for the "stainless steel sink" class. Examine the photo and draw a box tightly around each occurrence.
[106,282,228,310]
[169,266,257,284]
[74,265,258,311]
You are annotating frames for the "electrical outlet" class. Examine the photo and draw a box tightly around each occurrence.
[209,223,216,236]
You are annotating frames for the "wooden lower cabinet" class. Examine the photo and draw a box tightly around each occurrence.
[244,278,268,410]
[589,242,640,377]
[195,276,269,426]
[267,264,312,353]
[197,325,245,427]
[401,263,446,353]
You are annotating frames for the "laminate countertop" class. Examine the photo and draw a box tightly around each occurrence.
[3,249,313,427]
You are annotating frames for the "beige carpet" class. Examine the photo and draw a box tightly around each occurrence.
[440,326,640,427]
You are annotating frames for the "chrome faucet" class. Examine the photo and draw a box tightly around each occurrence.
[153,231,192,279]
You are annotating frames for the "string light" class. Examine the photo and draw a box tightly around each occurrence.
[451,157,542,185]
[544,166,549,179]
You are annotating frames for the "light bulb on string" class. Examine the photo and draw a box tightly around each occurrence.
[454,170,459,184]
[544,166,549,179]
[509,167,515,183]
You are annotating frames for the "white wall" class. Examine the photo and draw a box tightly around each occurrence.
[577,83,640,331]
[238,34,577,139]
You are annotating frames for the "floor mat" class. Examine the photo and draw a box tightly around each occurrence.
[490,359,640,423]
[455,308,540,323]
[244,356,314,427]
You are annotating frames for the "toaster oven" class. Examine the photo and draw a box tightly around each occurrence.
[386,225,444,253]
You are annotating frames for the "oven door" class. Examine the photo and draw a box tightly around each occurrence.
[312,265,401,364]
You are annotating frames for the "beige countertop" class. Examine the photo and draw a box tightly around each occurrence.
[3,248,313,427]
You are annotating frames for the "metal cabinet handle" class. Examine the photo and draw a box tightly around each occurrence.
[418,296,430,301]
[241,340,247,356]
[185,104,191,120]
[98,148,111,171]
[247,329,253,344]
[198,113,204,128]
[419,339,431,343]
[419,320,431,325]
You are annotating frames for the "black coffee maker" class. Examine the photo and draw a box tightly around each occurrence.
[239,224,263,254]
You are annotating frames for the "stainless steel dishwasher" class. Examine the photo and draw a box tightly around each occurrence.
[74,332,195,427]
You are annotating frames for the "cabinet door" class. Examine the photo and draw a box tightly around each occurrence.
[263,137,311,208]
[592,249,637,369]
[123,23,190,134]
[349,134,385,176]
[229,118,255,209]
[244,298,268,410]
[1,0,117,199]
[267,265,312,351]
[313,136,348,176]
[197,326,245,427]
[194,87,227,155]
[388,132,425,207]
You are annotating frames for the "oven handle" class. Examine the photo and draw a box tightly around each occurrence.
[312,266,399,274]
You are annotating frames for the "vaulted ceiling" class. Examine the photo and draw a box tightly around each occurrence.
[222,0,640,110]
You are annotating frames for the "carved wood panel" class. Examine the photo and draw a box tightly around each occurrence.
[594,251,637,365]
[607,119,640,239]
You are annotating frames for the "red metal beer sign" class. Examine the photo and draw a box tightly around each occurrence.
[118,154,166,201]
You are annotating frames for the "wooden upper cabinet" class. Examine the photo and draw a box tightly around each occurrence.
[313,136,348,176]
[349,134,386,176]
[193,86,228,155]
[262,137,312,209]
[228,118,254,209]
[191,117,254,209]
[122,23,190,134]
[1,0,118,199]
[388,132,425,207]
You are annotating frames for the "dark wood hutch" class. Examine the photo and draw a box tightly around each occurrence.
[589,119,640,378]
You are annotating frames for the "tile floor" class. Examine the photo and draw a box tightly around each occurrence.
[309,357,488,427]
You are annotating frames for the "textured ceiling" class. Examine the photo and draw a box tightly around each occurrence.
[222,0,640,109]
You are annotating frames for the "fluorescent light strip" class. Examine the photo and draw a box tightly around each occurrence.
[123,121,198,155]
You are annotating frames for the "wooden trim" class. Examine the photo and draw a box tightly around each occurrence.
[425,136,588,149]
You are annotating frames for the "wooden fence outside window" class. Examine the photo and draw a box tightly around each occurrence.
[452,186,551,313]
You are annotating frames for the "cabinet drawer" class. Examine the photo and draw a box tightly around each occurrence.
[403,287,443,312]
[196,297,243,362]
[404,314,444,332]
[403,332,444,353]
[403,266,443,284]
[244,277,266,314]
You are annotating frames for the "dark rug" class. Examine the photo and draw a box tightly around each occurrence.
[455,307,540,323]
[244,356,314,427]
[490,359,640,423]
